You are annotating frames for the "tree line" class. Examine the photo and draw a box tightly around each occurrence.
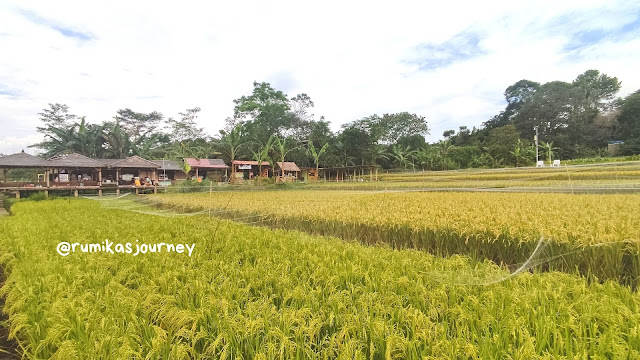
[27,70,640,171]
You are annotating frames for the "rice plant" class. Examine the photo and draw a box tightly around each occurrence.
[1,199,639,358]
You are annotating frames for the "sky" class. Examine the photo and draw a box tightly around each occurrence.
[1,0,639,155]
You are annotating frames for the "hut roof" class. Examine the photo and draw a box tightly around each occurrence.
[48,153,105,168]
[0,151,50,168]
[97,159,122,166]
[185,158,229,168]
[277,161,300,172]
[151,160,182,171]
[110,156,160,168]
[232,160,270,166]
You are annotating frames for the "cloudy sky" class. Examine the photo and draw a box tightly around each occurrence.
[1,0,639,154]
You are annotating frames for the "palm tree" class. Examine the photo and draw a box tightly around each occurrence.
[252,137,274,182]
[307,142,329,180]
[215,125,245,184]
[271,136,299,183]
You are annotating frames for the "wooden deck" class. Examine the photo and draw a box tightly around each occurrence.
[0,185,163,198]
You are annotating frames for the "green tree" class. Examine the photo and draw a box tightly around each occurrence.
[114,108,163,144]
[485,125,520,165]
[510,139,525,167]
[252,137,274,182]
[233,82,291,147]
[617,89,640,141]
[539,141,558,164]
[215,125,245,184]
[167,107,204,142]
[435,140,455,170]
[390,145,417,170]
[307,142,329,179]
[271,136,299,183]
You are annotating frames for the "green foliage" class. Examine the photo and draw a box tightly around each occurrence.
[2,196,20,212]
[618,89,640,141]
[485,125,520,165]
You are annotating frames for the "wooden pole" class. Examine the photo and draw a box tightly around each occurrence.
[46,168,50,187]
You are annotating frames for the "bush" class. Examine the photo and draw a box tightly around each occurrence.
[26,192,49,201]
[3,196,21,213]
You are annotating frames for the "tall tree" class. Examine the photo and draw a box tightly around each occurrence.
[617,89,640,141]
[233,82,291,147]
[270,136,299,182]
[307,142,329,179]
[485,125,520,165]
[167,107,204,142]
[252,137,274,181]
[215,125,245,184]
[114,108,163,143]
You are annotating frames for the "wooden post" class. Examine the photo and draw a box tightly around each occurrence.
[2,168,7,183]
[195,167,199,179]
[153,186,157,194]
[46,168,50,188]
[116,188,120,196]
[116,169,120,184]
[98,168,102,184]
[74,189,78,197]
[98,189,102,197]
[15,191,20,199]
[135,188,139,195]
[45,190,49,198]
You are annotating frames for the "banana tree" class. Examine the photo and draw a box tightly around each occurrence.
[307,142,329,180]
[271,136,299,183]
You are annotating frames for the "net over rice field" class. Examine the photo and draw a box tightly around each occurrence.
[152,191,640,287]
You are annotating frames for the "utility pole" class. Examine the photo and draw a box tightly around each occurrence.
[534,126,539,165]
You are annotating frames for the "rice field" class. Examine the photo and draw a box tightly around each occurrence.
[0,199,639,359]
[151,191,640,287]
[305,161,640,191]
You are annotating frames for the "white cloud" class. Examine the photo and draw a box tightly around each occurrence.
[0,0,639,153]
